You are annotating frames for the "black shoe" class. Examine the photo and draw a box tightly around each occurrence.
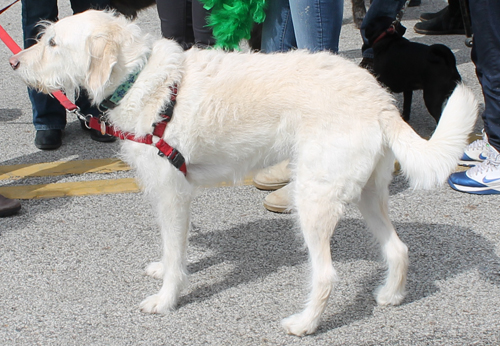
[414,7,465,35]
[34,129,63,150]
[408,0,421,7]
[419,6,448,21]
[90,129,116,142]
[79,119,116,143]
[0,194,21,217]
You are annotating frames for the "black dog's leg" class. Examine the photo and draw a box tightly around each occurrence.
[423,88,446,123]
[402,90,412,122]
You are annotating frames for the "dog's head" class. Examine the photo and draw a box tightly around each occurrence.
[365,16,406,47]
[9,10,150,102]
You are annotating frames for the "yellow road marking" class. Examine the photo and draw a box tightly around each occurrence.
[0,178,140,199]
[0,158,130,180]
[0,175,256,200]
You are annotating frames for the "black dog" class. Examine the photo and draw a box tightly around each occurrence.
[365,16,461,123]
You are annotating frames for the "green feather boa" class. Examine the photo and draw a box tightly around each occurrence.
[201,0,267,50]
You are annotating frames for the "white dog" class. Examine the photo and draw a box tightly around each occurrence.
[10,10,478,336]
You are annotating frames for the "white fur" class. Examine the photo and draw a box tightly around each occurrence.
[11,10,478,336]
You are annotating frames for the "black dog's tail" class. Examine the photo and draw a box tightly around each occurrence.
[428,44,462,82]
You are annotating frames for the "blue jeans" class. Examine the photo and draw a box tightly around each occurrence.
[261,0,344,53]
[21,0,110,130]
[360,0,406,59]
[470,0,500,153]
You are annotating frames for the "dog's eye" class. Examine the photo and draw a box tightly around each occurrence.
[48,38,56,47]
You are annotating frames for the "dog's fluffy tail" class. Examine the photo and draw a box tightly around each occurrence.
[383,83,478,189]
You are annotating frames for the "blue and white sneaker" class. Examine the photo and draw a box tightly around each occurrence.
[459,130,489,166]
[449,145,500,194]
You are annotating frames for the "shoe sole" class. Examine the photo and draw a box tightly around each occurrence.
[34,142,62,150]
[263,200,291,213]
[90,134,117,142]
[448,178,500,195]
[253,180,289,191]
[458,160,482,167]
[414,28,465,35]
[90,129,117,142]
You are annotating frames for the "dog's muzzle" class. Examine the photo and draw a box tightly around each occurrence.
[9,56,20,70]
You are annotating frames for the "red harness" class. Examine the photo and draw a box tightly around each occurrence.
[85,86,187,175]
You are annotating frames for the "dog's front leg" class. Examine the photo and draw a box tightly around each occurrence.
[282,181,340,336]
[402,90,413,122]
[139,170,193,314]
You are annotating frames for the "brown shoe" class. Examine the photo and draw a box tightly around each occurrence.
[253,160,291,191]
[0,194,21,217]
[263,183,292,213]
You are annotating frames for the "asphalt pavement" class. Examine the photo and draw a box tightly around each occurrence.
[0,1,499,345]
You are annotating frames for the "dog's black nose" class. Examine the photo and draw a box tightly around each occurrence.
[9,56,20,70]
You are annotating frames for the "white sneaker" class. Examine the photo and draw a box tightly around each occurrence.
[459,130,489,166]
[253,160,290,190]
[449,144,500,194]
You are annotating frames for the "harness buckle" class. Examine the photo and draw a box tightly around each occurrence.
[98,98,117,113]
[157,143,185,170]
[167,149,185,170]
[68,106,92,129]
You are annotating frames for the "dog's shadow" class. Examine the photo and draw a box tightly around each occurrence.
[180,215,500,332]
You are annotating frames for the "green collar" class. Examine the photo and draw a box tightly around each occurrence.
[99,70,141,111]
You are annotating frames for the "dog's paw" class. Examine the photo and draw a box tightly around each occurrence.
[145,261,164,279]
[374,286,406,306]
[281,313,319,336]
[139,294,176,314]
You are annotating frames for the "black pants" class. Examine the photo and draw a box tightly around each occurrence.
[470,0,500,152]
[156,0,215,49]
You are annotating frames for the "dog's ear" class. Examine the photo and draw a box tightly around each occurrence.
[86,34,119,93]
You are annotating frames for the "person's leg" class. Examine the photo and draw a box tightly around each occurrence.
[259,0,297,212]
[470,0,500,153]
[156,0,189,48]
[448,0,500,194]
[21,0,66,133]
[259,0,343,214]
[261,0,297,53]
[290,0,344,53]
[191,0,215,47]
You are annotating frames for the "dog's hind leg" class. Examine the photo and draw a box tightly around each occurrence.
[357,153,408,306]
[138,166,194,314]
[281,179,341,336]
